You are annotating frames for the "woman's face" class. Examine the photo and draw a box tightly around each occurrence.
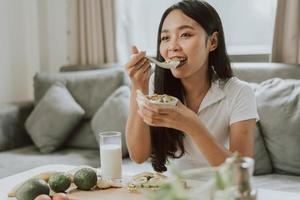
[160,9,212,79]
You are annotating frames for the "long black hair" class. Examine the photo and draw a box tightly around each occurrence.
[150,0,233,172]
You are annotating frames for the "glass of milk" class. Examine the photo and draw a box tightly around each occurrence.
[99,131,122,180]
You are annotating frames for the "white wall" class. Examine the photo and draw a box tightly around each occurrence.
[0,0,68,104]
[116,0,277,60]
[208,0,277,55]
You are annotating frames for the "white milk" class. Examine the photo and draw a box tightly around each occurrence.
[100,144,122,179]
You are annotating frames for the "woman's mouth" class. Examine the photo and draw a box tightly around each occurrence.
[168,57,187,68]
[177,59,187,67]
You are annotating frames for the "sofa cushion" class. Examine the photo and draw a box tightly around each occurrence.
[34,68,129,118]
[256,78,300,175]
[0,102,33,151]
[247,82,273,175]
[253,123,273,175]
[25,83,85,153]
[65,120,98,149]
[91,86,130,157]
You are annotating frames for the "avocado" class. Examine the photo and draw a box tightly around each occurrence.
[16,178,50,200]
[48,172,71,192]
[74,168,97,190]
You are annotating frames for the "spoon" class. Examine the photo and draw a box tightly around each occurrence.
[146,56,180,69]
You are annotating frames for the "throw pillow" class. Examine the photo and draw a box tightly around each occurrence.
[65,120,98,149]
[25,82,85,153]
[255,78,300,175]
[248,82,273,175]
[91,86,130,157]
[34,68,130,118]
[253,122,273,175]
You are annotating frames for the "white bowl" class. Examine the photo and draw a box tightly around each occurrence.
[136,90,178,109]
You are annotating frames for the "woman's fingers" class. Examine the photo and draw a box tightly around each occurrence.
[127,59,150,77]
[140,105,164,118]
[142,62,151,73]
[126,49,146,70]
[138,99,193,130]
[138,109,167,127]
[127,57,147,74]
[131,45,139,54]
[125,45,150,74]
[143,103,175,114]
[135,57,148,69]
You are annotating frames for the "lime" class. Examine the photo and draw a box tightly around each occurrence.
[74,168,97,190]
[48,172,71,192]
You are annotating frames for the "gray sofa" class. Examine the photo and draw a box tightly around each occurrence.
[0,67,132,177]
[1,63,300,193]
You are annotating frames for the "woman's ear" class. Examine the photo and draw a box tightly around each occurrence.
[209,32,218,52]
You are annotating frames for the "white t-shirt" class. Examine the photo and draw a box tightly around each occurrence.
[148,74,259,170]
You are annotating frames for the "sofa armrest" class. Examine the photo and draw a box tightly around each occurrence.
[0,102,34,151]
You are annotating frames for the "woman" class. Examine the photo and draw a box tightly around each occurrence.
[125,0,258,172]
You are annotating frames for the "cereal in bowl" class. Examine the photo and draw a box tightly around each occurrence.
[136,90,178,107]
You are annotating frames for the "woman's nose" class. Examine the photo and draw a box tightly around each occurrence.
[168,38,181,52]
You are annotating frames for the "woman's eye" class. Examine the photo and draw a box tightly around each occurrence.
[161,36,169,41]
[181,33,192,38]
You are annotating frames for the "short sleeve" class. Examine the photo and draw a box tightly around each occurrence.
[230,84,259,125]
[148,73,155,95]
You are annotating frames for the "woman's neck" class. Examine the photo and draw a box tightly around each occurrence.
[181,67,211,98]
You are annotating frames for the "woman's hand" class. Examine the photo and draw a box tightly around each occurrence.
[138,100,201,134]
[125,46,151,90]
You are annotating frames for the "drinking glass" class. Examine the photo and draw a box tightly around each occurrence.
[98,131,122,180]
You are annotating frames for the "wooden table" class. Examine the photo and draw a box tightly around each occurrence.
[1,164,299,200]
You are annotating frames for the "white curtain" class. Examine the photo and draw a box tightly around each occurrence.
[67,0,117,66]
[115,0,134,65]
[272,0,300,64]
[0,0,69,104]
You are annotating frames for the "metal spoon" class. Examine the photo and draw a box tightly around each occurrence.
[146,56,180,69]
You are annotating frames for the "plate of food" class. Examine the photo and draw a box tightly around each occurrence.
[127,171,168,193]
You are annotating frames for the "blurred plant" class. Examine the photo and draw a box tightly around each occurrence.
[145,153,255,200]
[146,167,189,200]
